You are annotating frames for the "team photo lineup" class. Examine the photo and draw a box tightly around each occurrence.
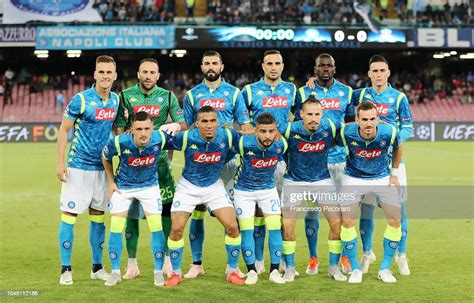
[55,49,414,288]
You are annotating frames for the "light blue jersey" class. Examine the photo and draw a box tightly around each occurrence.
[336,123,400,179]
[233,135,287,191]
[351,85,414,142]
[183,80,250,128]
[240,78,296,134]
[64,86,119,171]
[295,80,353,164]
[102,130,169,189]
[171,127,238,187]
[283,119,339,182]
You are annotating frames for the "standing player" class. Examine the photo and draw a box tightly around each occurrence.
[281,96,347,283]
[102,112,168,287]
[114,58,186,279]
[233,113,287,285]
[350,55,413,275]
[336,101,404,283]
[164,106,245,287]
[182,51,251,279]
[240,50,296,273]
[297,53,353,275]
[56,55,119,285]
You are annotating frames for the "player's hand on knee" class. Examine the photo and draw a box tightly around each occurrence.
[388,176,400,193]
[56,164,68,183]
[306,76,317,89]
[108,182,121,200]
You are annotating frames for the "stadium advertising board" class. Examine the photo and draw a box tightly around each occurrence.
[412,122,474,142]
[176,27,407,49]
[0,123,73,143]
[410,28,473,48]
[0,25,35,47]
[35,25,176,50]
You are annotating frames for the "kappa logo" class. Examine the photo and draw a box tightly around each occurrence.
[190,144,198,150]
[246,151,255,156]
[364,94,372,100]
[293,134,302,139]
[256,90,264,95]
[90,101,97,106]
[351,141,359,146]
[123,149,132,155]
[197,93,204,98]
[130,97,138,102]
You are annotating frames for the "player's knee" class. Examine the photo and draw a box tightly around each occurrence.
[341,219,355,229]
[282,220,296,240]
[328,219,341,236]
[89,208,104,216]
[225,221,240,238]
[387,218,401,228]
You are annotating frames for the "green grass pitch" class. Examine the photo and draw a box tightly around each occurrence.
[0,141,473,302]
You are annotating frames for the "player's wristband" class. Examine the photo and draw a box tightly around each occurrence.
[391,168,399,177]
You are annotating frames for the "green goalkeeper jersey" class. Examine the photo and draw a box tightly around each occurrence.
[115,84,184,131]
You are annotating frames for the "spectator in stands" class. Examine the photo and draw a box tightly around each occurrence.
[185,0,195,22]
[55,92,65,113]
[4,68,15,106]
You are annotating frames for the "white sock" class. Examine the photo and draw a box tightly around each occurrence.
[128,258,137,266]
[112,269,120,274]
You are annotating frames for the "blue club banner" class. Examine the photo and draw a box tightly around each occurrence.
[36,26,176,50]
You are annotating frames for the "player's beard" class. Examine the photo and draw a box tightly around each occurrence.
[204,70,221,82]
[258,137,273,149]
[307,122,319,133]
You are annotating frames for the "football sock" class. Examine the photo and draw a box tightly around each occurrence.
[168,238,184,274]
[265,215,283,267]
[360,203,375,254]
[398,203,408,254]
[89,214,105,267]
[254,216,266,262]
[189,210,205,264]
[59,214,76,267]
[225,235,241,270]
[341,226,361,271]
[282,240,296,268]
[305,211,319,258]
[108,216,126,271]
[239,217,256,266]
[125,218,139,258]
[147,214,165,271]
[381,225,402,270]
[328,240,342,266]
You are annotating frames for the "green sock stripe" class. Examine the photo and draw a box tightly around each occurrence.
[168,238,184,249]
[89,214,104,223]
[61,214,77,225]
[282,241,296,254]
[147,215,163,232]
[384,225,402,241]
[340,226,357,242]
[191,210,206,220]
[239,217,254,231]
[225,235,241,245]
[265,215,282,230]
[254,217,265,226]
[328,240,343,254]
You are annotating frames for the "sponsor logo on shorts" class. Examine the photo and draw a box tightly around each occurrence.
[200,99,226,110]
[251,156,278,169]
[298,141,326,153]
[375,104,389,116]
[231,249,240,258]
[63,241,72,249]
[355,148,382,159]
[320,98,341,110]
[128,155,156,167]
[67,201,76,209]
[193,152,222,164]
[95,108,116,120]
[263,96,288,108]
[109,252,118,260]
[133,105,160,117]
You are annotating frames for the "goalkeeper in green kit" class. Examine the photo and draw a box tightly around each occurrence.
[114,58,186,279]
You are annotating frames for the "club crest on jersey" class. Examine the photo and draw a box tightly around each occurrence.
[194,152,222,163]
[200,98,226,110]
[157,97,164,103]
[95,108,115,120]
[389,97,395,103]
[219,143,226,149]
[322,131,329,137]
[320,98,341,110]
[338,91,345,97]
[355,148,382,159]
[224,91,230,96]
[276,148,282,154]
[133,105,160,117]
[298,141,326,152]
[263,96,288,108]
[285,88,291,94]
[251,156,278,168]
[375,104,389,116]
[128,155,155,167]
[380,140,386,147]
[153,146,159,151]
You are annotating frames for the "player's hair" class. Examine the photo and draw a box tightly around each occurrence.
[139,58,159,69]
[256,112,276,125]
[302,95,322,110]
[96,55,116,67]
[369,55,389,68]
[131,111,152,123]
[197,105,216,118]
[315,53,335,64]
[202,50,223,64]
[357,101,377,115]
[263,50,282,61]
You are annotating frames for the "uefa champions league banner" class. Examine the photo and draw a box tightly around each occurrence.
[2,0,102,24]
[35,25,176,50]
[412,122,474,142]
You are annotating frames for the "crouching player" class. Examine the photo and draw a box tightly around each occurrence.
[281,96,346,282]
[336,101,403,283]
[102,112,169,287]
[165,106,245,287]
[232,112,288,285]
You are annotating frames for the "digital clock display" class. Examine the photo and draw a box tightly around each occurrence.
[255,29,295,41]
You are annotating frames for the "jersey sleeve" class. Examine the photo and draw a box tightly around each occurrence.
[183,91,195,127]
[170,131,185,151]
[347,88,362,119]
[64,94,83,120]
[102,136,118,161]
[397,93,414,142]
[233,88,250,125]
[391,126,401,149]
[293,87,305,121]
[335,125,347,147]
[169,92,185,123]
[114,92,127,128]
[155,130,174,150]
[240,85,251,109]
